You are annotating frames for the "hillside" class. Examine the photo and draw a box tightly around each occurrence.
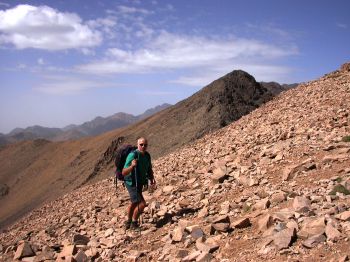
[0,70,275,230]
[1,63,349,261]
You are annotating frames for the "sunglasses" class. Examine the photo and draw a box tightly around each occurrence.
[139,143,148,147]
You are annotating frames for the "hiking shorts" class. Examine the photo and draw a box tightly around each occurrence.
[125,184,144,203]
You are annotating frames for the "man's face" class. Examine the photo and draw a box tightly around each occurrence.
[137,139,148,152]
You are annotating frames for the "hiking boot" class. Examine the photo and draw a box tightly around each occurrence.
[124,220,132,230]
[130,221,140,230]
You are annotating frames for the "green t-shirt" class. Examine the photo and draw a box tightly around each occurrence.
[123,150,151,186]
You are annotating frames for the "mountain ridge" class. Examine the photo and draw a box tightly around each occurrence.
[1,63,349,261]
[0,103,171,145]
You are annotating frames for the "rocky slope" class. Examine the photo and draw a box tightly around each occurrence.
[1,64,350,261]
[0,70,276,230]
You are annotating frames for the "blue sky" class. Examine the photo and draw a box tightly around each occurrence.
[0,0,349,134]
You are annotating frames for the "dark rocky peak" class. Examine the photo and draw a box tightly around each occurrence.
[188,69,273,130]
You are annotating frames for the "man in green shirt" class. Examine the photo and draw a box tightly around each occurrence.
[122,137,156,229]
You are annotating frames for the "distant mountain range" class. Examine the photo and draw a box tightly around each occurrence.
[0,80,297,147]
[0,103,171,146]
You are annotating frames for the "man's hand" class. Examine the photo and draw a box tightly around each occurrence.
[149,178,157,192]
[122,159,137,176]
[131,159,137,167]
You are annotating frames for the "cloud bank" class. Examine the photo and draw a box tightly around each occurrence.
[0,4,101,50]
[77,31,298,84]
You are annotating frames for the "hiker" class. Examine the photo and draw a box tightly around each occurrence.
[122,137,156,229]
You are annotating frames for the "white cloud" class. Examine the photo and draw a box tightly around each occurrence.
[165,4,175,11]
[171,75,217,87]
[77,32,298,78]
[37,58,44,65]
[245,23,293,39]
[88,17,117,30]
[336,23,347,29]
[172,64,294,87]
[34,75,107,95]
[0,4,102,50]
[117,5,153,15]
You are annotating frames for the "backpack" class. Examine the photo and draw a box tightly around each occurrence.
[114,144,137,188]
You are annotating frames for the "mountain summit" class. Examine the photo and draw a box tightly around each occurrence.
[187,70,273,134]
[130,70,274,158]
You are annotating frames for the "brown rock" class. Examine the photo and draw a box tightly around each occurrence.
[252,198,270,211]
[182,250,202,261]
[270,192,287,204]
[231,217,251,229]
[302,234,326,248]
[212,167,228,183]
[322,154,349,163]
[191,227,205,240]
[338,255,349,262]
[73,234,90,245]
[298,217,325,239]
[163,185,174,194]
[273,208,294,222]
[196,252,214,261]
[325,223,342,242]
[292,196,311,213]
[257,214,274,232]
[33,246,55,261]
[212,215,230,224]
[74,250,88,262]
[302,158,316,170]
[85,248,99,260]
[335,210,350,221]
[196,239,219,253]
[14,241,35,260]
[58,245,77,258]
[198,207,209,218]
[104,228,114,237]
[179,199,191,208]
[238,175,258,187]
[286,220,298,231]
[273,228,296,250]
[282,165,299,181]
[172,226,185,242]
[211,223,230,234]
[176,249,189,258]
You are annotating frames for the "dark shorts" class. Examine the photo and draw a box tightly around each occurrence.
[125,184,144,203]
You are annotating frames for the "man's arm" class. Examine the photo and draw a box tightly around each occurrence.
[122,162,136,176]
[148,164,156,185]
[122,154,137,176]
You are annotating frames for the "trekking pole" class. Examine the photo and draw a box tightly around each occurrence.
[115,172,118,192]
[134,153,142,235]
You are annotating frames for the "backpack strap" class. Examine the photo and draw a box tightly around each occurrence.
[131,150,139,187]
